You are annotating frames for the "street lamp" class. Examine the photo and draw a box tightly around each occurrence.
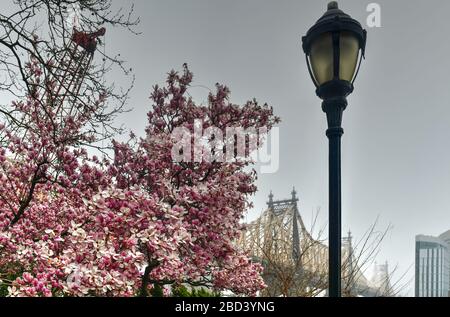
[302,1,367,297]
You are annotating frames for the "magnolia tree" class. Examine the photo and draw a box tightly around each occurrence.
[0,62,279,297]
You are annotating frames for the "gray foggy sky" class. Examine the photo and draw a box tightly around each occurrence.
[105,0,450,295]
[3,0,450,295]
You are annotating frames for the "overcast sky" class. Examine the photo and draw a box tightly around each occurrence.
[3,0,450,296]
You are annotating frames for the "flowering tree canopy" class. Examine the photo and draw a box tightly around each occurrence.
[0,63,279,297]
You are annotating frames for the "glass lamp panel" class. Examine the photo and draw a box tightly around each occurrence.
[339,31,360,82]
[309,32,333,85]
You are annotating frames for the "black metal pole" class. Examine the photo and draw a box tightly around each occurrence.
[323,97,347,298]
[302,1,366,298]
[327,126,343,297]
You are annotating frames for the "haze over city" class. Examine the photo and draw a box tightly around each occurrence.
[1,0,450,300]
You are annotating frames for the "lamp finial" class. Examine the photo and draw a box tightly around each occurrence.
[328,1,338,10]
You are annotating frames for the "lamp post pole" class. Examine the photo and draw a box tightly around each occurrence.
[302,2,366,297]
[324,95,347,297]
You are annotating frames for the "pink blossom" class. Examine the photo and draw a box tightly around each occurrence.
[0,64,279,297]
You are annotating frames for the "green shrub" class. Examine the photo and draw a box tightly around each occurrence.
[172,285,220,297]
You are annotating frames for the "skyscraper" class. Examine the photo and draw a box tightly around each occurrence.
[415,231,450,297]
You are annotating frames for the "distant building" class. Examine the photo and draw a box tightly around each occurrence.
[371,262,392,296]
[415,231,450,297]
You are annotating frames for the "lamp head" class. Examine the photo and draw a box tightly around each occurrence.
[302,2,366,99]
